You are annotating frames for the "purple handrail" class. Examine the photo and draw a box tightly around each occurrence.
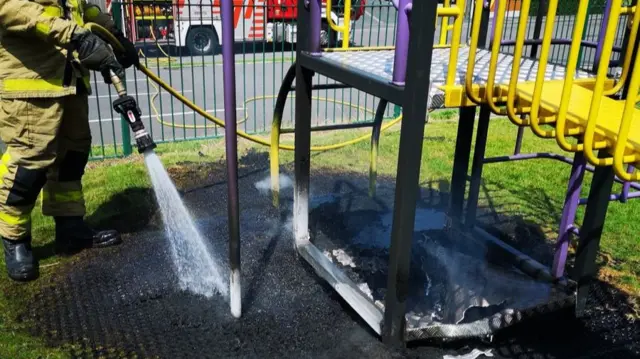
[392,0,412,85]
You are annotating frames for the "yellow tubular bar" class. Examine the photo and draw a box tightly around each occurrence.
[604,4,640,96]
[326,0,351,49]
[621,6,636,14]
[485,0,507,115]
[439,0,451,46]
[613,47,640,181]
[505,0,532,126]
[554,0,590,152]
[528,0,559,139]
[465,0,486,104]
[437,6,461,17]
[445,0,465,90]
[583,0,622,167]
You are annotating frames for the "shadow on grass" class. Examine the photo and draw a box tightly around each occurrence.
[32,188,157,262]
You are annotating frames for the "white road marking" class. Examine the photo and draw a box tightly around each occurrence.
[365,10,382,24]
[89,107,245,123]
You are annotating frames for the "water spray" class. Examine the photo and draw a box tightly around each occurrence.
[110,70,157,154]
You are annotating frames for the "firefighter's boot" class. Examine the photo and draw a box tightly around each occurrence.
[2,236,38,282]
[54,216,122,255]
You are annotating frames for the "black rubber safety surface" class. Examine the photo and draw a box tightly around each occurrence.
[19,160,640,359]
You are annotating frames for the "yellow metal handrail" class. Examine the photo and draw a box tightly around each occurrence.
[613,45,640,181]
[325,0,463,50]
[326,0,352,49]
[485,0,508,115]
[439,0,452,46]
[505,0,533,126]
[553,0,590,152]
[583,0,623,167]
[465,0,487,104]
[528,0,560,139]
[444,0,465,90]
[603,5,640,96]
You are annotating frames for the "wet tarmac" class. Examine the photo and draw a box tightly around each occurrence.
[19,161,640,358]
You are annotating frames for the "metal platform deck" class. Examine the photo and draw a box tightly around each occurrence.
[300,47,595,108]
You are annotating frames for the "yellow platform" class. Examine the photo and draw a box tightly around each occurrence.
[516,81,640,153]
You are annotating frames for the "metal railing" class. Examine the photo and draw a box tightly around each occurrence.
[85,0,631,159]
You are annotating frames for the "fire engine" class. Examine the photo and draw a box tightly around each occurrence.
[116,0,366,55]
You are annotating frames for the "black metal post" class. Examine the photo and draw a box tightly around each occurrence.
[293,0,314,250]
[478,0,491,49]
[530,0,547,58]
[382,0,440,347]
[449,106,476,219]
[465,105,491,228]
[369,99,389,197]
[513,125,525,155]
[572,151,615,316]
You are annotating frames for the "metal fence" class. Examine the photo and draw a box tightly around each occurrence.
[87,0,632,159]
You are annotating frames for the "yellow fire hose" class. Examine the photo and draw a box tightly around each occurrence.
[141,36,390,132]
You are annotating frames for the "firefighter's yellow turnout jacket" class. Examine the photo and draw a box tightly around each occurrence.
[0,0,116,98]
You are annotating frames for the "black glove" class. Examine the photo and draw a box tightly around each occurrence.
[112,29,140,69]
[71,29,124,84]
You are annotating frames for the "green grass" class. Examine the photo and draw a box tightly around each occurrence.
[1,117,638,357]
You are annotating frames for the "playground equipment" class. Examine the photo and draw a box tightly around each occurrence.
[279,0,640,346]
[96,0,639,347]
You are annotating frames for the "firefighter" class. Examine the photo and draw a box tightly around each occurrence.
[0,0,140,281]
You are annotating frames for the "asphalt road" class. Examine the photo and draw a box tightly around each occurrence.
[87,3,620,148]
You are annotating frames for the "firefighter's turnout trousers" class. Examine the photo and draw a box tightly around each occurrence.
[0,88,92,240]
[0,0,116,240]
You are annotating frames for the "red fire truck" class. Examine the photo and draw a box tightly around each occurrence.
[117,0,366,55]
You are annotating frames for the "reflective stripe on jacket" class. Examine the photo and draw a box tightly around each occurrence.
[0,0,116,98]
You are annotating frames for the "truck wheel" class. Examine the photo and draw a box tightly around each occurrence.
[320,22,337,48]
[186,27,219,56]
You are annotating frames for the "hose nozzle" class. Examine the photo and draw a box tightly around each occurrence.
[112,95,157,154]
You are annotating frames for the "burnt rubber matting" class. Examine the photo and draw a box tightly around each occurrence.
[309,186,574,340]
[20,163,640,358]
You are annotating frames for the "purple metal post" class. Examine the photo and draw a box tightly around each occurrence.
[621,165,635,202]
[309,0,322,56]
[489,0,498,47]
[484,152,640,191]
[595,0,614,66]
[221,0,241,319]
[552,153,587,279]
[392,0,412,86]
[579,190,640,205]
